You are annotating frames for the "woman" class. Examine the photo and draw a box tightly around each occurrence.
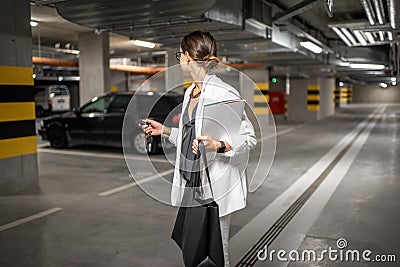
[142,31,257,267]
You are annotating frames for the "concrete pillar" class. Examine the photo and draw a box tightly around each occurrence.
[78,32,110,105]
[319,77,335,118]
[0,0,39,194]
[336,82,353,107]
[243,69,269,116]
[288,76,334,122]
[165,48,182,93]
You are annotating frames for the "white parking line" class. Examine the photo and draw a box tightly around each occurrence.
[259,124,304,142]
[37,142,50,148]
[37,148,170,163]
[97,169,175,196]
[0,207,63,232]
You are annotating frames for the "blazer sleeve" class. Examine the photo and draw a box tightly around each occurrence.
[223,110,257,158]
[168,127,179,146]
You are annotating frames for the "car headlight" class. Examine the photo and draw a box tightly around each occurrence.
[40,120,44,128]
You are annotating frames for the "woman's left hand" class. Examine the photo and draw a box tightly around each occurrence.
[192,136,219,154]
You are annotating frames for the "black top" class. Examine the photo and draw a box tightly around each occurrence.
[179,100,199,184]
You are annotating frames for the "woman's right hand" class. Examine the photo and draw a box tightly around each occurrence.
[140,119,163,136]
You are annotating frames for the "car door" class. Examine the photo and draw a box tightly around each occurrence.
[78,95,112,144]
[103,94,133,146]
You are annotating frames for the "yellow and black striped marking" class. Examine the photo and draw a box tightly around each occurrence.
[0,65,36,159]
[340,87,352,103]
[253,82,269,115]
[334,87,341,105]
[307,84,320,111]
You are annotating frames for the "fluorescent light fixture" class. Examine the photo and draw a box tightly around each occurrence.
[132,40,155,49]
[332,27,352,47]
[387,31,393,41]
[338,62,350,67]
[364,32,375,43]
[341,28,358,45]
[379,83,388,88]
[55,48,80,55]
[300,41,322,54]
[353,30,367,46]
[349,63,385,70]
[30,21,38,27]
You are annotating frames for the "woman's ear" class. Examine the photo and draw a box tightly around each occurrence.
[185,51,193,62]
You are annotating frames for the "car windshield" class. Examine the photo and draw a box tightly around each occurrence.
[107,95,132,113]
[80,95,112,113]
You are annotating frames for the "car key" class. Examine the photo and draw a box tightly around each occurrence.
[138,119,153,153]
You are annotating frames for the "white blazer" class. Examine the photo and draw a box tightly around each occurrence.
[168,74,257,217]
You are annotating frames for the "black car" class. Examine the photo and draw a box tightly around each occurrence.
[38,91,182,154]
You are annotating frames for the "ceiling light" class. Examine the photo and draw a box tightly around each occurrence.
[338,62,350,67]
[341,28,358,45]
[364,32,375,43]
[30,21,38,27]
[349,63,385,69]
[379,83,388,88]
[300,41,322,54]
[332,27,352,47]
[132,40,156,49]
[353,30,368,46]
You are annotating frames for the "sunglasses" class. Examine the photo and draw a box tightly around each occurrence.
[175,51,184,61]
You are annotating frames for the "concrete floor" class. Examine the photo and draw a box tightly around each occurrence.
[0,103,398,266]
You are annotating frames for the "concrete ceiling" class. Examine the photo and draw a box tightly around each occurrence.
[29,0,400,84]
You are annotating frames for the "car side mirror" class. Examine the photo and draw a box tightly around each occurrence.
[73,108,80,116]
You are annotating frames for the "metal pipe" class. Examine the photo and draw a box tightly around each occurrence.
[389,0,399,29]
[341,28,358,45]
[353,30,368,45]
[360,0,377,25]
[372,0,386,24]
[379,31,385,41]
[332,27,352,47]
[364,32,376,43]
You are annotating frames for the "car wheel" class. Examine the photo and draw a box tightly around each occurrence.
[131,132,157,155]
[48,127,68,148]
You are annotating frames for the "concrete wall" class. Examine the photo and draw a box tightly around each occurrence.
[353,84,400,103]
